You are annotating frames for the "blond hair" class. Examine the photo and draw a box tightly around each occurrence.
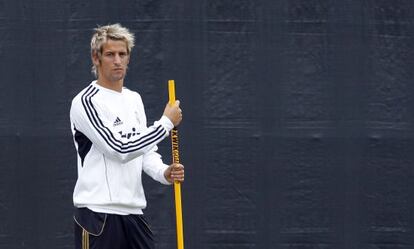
[90,23,135,77]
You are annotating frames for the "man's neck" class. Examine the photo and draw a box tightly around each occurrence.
[96,79,123,93]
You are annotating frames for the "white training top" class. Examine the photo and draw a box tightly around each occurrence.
[70,81,173,215]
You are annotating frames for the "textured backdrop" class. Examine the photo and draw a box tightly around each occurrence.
[0,1,413,249]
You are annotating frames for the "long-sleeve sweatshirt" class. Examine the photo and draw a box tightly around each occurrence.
[70,81,173,215]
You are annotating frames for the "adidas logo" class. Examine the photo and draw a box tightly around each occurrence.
[113,117,123,126]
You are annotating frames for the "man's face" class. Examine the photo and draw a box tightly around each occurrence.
[93,39,130,83]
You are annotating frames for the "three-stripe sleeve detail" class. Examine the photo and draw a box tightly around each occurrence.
[80,85,167,154]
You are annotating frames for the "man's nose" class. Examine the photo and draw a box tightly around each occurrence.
[114,54,122,64]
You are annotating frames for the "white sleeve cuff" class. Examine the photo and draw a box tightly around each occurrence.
[160,165,173,185]
[160,115,174,132]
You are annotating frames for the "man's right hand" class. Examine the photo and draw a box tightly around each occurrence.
[163,100,182,127]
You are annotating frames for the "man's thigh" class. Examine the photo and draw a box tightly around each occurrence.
[123,214,155,249]
[74,209,125,249]
[74,209,154,249]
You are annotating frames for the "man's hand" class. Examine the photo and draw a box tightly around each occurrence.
[164,163,184,183]
[163,100,182,127]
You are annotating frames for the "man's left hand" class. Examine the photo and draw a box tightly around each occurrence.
[164,163,185,183]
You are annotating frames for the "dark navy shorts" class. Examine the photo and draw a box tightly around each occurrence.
[74,208,155,249]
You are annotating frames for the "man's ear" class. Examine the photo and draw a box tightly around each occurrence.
[91,52,100,66]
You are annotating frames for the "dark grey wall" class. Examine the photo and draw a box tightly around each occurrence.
[0,1,413,248]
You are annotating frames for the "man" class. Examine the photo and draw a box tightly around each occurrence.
[70,23,184,249]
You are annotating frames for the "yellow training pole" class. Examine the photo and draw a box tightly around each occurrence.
[168,80,184,249]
